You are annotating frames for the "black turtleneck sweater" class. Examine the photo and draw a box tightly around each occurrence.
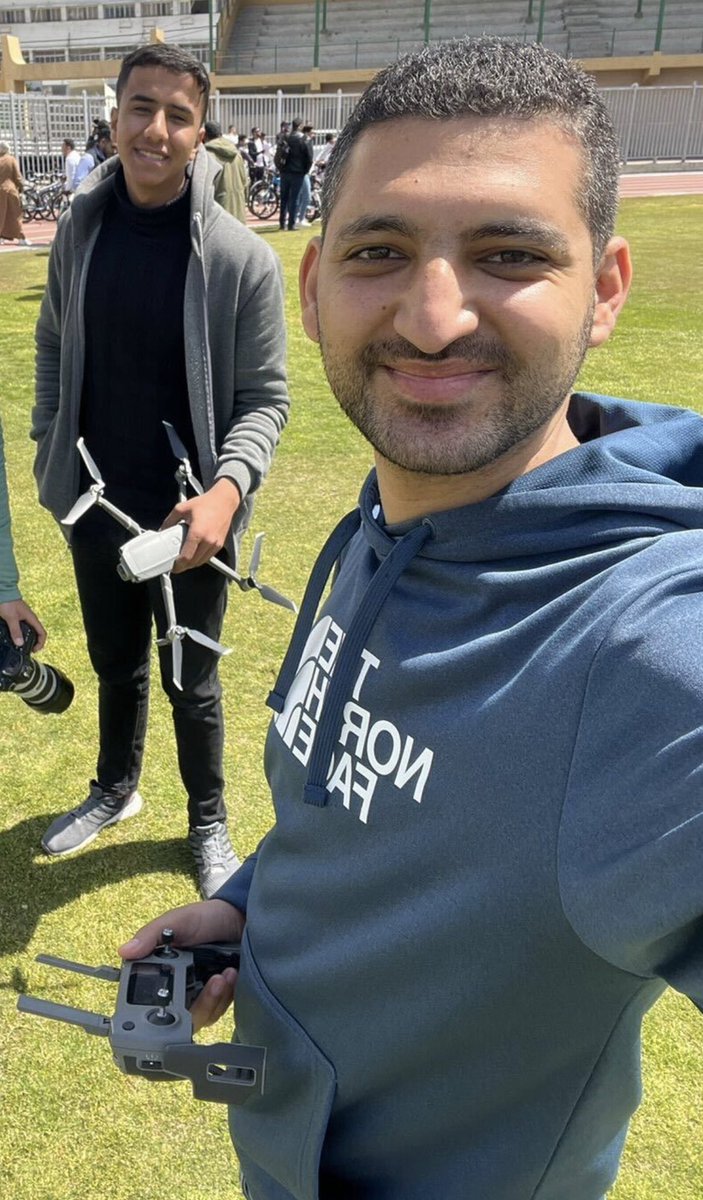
[80,166,202,529]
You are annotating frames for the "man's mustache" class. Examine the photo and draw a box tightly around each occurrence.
[358,337,515,370]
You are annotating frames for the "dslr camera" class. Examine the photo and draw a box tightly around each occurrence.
[0,618,74,713]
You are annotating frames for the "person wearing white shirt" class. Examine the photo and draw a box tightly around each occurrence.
[61,138,81,194]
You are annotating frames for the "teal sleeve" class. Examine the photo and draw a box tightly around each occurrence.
[0,417,21,604]
[558,569,703,1009]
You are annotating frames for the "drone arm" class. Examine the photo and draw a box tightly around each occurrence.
[96,496,143,537]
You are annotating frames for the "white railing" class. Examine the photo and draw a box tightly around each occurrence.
[1,84,702,172]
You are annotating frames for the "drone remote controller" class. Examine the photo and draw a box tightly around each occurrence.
[17,931,265,1104]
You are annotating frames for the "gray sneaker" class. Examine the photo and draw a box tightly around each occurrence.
[41,784,143,856]
[188,821,240,899]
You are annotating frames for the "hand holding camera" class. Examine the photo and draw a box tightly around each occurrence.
[0,615,74,713]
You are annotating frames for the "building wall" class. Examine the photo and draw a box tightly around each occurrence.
[0,3,212,65]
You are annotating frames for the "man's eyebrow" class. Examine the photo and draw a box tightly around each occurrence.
[333,214,417,241]
[129,93,193,117]
[469,220,570,255]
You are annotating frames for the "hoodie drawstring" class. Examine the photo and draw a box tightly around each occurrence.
[267,509,434,806]
[267,507,363,715]
[301,519,433,807]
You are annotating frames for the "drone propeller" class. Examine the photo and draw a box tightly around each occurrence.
[249,531,264,578]
[61,438,106,526]
[62,439,142,535]
[77,437,103,484]
[240,533,297,612]
[62,489,100,527]
[255,581,298,611]
[157,575,231,691]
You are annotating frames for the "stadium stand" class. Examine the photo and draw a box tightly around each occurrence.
[218,0,702,76]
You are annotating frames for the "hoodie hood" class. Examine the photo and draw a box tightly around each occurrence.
[70,144,221,235]
[204,136,239,163]
[366,393,703,565]
[267,392,703,807]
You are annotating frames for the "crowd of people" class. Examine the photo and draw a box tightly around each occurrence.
[3,109,335,244]
[3,33,702,1200]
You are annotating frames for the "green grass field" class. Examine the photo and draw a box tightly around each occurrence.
[1,196,702,1199]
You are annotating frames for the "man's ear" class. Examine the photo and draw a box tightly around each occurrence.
[299,236,322,343]
[589,236,632,348]
[110,106,118,141]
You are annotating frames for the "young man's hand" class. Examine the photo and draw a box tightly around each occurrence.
[0,598,47,651]
[119,899,245,1032]
[161,478,241,572]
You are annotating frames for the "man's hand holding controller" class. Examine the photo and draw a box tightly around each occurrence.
[119,899,244,1031]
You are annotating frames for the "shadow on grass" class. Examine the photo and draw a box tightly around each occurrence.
[0,815,192,960]
[15,284,46,301]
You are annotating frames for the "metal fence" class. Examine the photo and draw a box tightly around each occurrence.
[0,92,112,177]
[1,84,702,172]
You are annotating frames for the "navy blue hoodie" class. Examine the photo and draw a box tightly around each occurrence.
[219,394,703,1200]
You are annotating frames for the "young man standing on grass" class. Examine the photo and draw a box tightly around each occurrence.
[124,38,703,1200]
[32,43,288,898]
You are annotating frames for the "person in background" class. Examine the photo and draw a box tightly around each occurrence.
[0,413,45,649]
[275,120,291,147]
[33,43,289,898]
[294,123,315,228]
[73,128,116,192]
[61,138,81,196]
[203,119,248,223]
[247,127,265,182]
[314,131,336,171]
[237,134,256,182]
[0,143,31,247]
[276,116,312,232]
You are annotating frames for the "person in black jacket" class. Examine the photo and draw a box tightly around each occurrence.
[277,117,313,231]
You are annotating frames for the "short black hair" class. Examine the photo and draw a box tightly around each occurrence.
[116,43,210,118]
[203,119,222,141]
[322,37,619,260]
[63,137,75,149]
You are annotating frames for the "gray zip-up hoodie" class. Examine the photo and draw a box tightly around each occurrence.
[31,147,288,561]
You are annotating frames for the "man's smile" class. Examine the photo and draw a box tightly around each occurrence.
[134,148,169,162]
[381,362,496,404]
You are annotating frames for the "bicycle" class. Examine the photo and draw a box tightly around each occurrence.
[248,170,280,221]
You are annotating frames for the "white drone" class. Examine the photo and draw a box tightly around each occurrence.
[62,428,296,690]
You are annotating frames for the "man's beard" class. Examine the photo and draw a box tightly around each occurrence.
[317,314,594,477]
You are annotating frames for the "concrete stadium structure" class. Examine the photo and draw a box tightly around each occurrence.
[1,0,701,94]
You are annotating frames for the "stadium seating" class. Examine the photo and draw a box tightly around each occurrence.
[218,1,702,76]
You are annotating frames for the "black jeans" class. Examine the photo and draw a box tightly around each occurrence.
[71,511,229,827]
[279,172,305,230]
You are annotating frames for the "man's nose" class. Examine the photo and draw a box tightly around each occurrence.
[144,108,168,140]
[393,258,479,354]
